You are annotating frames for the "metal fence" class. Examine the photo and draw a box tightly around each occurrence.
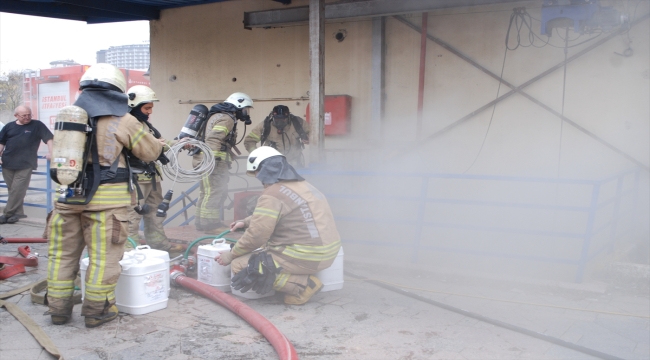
[0,156,53,213]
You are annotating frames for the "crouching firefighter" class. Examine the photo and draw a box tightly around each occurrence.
[194,92,253,233]
[124,85,183,255]
[46,64,164,328]
[216,146,341,305]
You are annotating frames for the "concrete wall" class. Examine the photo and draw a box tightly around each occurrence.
[149,0,650,281]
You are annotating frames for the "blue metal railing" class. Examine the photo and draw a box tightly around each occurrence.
[0,155,54,213]
[297,167,642,282]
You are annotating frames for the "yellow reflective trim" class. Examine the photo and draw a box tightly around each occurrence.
[212,125,229,134]
[248,132,261,141]
[253,207,279,219]
[48,214,64,282]
[274,273,289,291]
[212,151,227,159]
[281,240,342,262]
[130,125,147,149]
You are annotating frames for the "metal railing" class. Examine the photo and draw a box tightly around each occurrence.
[0,155,54,213]
[298,168,642,283]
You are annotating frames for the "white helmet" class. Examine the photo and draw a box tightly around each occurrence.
[247,146,284,176]
[225,92,254,109]
[79,63,126,93]
[127,85,159,107]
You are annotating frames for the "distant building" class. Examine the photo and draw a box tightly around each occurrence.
[50,59,80,68]
[96,44,150,70]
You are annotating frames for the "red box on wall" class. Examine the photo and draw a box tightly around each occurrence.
[305,95,351,135]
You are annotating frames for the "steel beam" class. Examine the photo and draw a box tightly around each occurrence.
[244,0,525,28]
[370,17,385,142]
[1,0,157,22]
[394,14,650,171]
[309,0,325,164]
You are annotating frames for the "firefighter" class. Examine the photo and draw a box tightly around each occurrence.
[216,146,341,305]
[46,64,164,328]
[244,105,309,168]
[194,92,253,233]
[124,85,183,255]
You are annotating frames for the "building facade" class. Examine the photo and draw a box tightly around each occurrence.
[97,44,150,70]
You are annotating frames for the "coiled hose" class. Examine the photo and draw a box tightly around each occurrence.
[162,139,215,185]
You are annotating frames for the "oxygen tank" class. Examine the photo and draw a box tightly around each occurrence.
[178,104,209,139]
[50,106,89,186]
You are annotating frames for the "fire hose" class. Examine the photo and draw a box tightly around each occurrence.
[171,265,298,360]
[0,236,49,244]
[0,245,39,280]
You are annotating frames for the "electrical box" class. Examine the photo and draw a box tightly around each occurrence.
[305,95,351,135]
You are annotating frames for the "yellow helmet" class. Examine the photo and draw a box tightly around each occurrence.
[79,63,126,93]
[127,85,159,107]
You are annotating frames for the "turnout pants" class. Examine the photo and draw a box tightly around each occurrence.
[47,185,131,317]
[1,167,32,217]
[195,160,229,229]
[126,180,170,251]
[232,251,317,296]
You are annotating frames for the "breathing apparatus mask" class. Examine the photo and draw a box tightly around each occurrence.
[236,107,252,125]
[271,105,290,131]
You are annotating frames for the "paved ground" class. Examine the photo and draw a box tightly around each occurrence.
[1,219,648,360]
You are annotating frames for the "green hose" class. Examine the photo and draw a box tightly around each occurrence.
[127,237,139,249]
[183,229,231,259]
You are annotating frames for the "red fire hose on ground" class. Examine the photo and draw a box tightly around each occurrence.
[170,265,298,360]
[0,237,49,243]
[0,245,39,280]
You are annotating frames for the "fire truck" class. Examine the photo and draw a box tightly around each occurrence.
[23,65,149,130]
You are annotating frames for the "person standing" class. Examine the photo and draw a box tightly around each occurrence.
[46,64,163,328]
[194,92,253,233]
[124,85,184,255]
[0,105,53,224]
[244,105,309,168]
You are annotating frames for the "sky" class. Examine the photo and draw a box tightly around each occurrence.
[0,12,149,74]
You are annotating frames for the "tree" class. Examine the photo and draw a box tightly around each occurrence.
[0,71,24,112]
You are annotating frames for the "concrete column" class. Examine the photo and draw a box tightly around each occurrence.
[370,16,385,142]
[309,0,325,164]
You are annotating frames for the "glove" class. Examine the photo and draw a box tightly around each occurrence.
[231,253,261,293]
[256,253,281,295]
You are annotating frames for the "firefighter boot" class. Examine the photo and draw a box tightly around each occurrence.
[284,275,323,305]
[84,305,119,328]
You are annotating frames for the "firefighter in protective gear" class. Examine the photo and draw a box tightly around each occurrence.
[124,85,183,255]
[244,105,309,168]
[216,146,341,305]
[194,92,253,232]
[46,64,164,328]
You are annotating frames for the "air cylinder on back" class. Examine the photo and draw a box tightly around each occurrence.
[50,105,89,186]
[178,104,209,139]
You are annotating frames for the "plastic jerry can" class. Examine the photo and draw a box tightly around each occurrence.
[114,252,168,315]
[125,245,171,296]
[315,247,344,292]
[197,238,232,292]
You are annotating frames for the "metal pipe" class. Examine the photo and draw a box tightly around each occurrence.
[178,97,309,105]
[0,238,48,244]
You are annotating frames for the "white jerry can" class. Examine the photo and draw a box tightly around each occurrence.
[315,247,344,292]
[114,252,168,315]
[197,239,232,292]
[124,245,171,296]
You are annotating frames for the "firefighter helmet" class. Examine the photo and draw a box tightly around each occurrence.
[247,146,284,175]
[79,63,127,93]
[127,85,159,108]
[225,92,254,109]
